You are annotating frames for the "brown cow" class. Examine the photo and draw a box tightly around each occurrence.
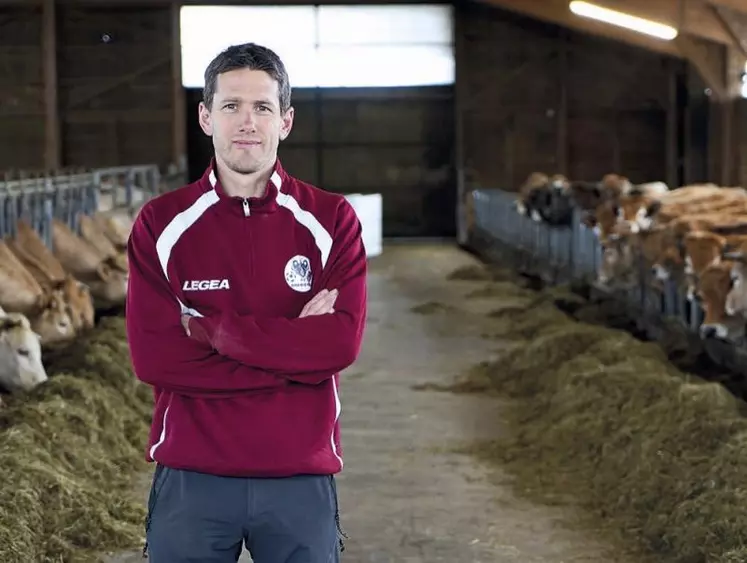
[78,213,128,274]
[51,218,127,308]
[92,210,133,251]
[640,185,745,229]
[597,235,638,289]
[629,208,747,287]
[9,220,95,333]
[697,260,745,342]
[682,231,747,301]
[722,240,747,319]
[0,240,74,345]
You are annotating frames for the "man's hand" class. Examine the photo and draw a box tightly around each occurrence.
[181,314,192,336]
[299,289,338,318]
[181,313,213,346]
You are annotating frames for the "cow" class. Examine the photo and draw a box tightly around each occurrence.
[78,213,129,275]
[594,194,747,294]
[538,174,575,227]
[50,218,127,308]
[638,185,745,231]
[92,210,133,252]
[515,172,550,222]
[581,176,671,242]
[682,231,747,301]
[60,275,95,331]
[0,239,74,343]
[696,260,745,342]
[597,233,638,290]
[722,240,747,319]
[0,310,48,393]
[8,220,95,334]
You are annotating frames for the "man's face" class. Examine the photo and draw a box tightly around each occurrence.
[198,68,294,176]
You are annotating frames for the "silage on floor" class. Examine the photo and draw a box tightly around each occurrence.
[444,275,747,563]
[0,316,153,563]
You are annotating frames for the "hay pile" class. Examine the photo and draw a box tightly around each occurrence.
[410,301,455,315]
[445,278,747,563]
[0,316,153,563]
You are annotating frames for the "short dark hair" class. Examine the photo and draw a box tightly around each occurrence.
[202,43,291,114]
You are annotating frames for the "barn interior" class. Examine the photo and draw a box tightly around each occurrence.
[2,0,747,562]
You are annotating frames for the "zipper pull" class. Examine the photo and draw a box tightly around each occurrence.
[242,198,250,217]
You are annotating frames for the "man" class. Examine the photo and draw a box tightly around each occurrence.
[125,42,367,563]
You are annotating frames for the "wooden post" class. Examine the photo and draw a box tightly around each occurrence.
[721,100,733,185]
[42,0,61,169]
[665,59,678,188]
[171,0,186,167]
[454,3,469,244]
[557,28,568,175]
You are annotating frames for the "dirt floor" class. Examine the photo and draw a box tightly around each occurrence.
[105,242,645,563]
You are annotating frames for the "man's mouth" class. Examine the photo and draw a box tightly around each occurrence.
[233,140,260,147]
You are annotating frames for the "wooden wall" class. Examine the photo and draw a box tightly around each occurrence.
[456,2,688,193]
[0,6,46,170]
[0,3,178,172]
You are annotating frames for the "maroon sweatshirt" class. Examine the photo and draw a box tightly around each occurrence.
[125,158,367,477]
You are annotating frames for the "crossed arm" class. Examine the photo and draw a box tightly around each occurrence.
[126,201,367,396]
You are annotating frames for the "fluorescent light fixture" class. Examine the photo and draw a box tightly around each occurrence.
[569,1,678,41]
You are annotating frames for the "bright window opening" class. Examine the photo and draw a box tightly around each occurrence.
[179,4,454,89]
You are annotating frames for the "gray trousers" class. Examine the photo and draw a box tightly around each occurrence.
[143,464,345,563]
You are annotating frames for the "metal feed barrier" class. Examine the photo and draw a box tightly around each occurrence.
[468,188,747,376]
[0,161,186,251]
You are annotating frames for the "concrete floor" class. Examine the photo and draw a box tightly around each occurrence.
[106,242,641,563]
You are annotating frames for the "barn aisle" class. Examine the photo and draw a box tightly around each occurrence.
[107,242,641,563]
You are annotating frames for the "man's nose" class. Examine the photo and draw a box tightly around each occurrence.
[238,110,257,130]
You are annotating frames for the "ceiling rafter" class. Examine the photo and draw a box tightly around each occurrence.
[706,0,747,15]
[473,0,747,100]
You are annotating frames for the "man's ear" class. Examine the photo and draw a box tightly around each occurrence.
[198,102,213,136]
[279,106,295,142]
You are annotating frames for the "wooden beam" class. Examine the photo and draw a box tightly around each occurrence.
[472,0,681,57]
[711,4,747,59]
[721,100,733,185]
[42,0,61,169]
[478,0,747,51]
[739,101,747,189]
[673,0,744,47]
[171,0,186,167]
[726,45,746,99]
[674,35,726,101]
[594,0,734,48]
[708,0,747,16]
